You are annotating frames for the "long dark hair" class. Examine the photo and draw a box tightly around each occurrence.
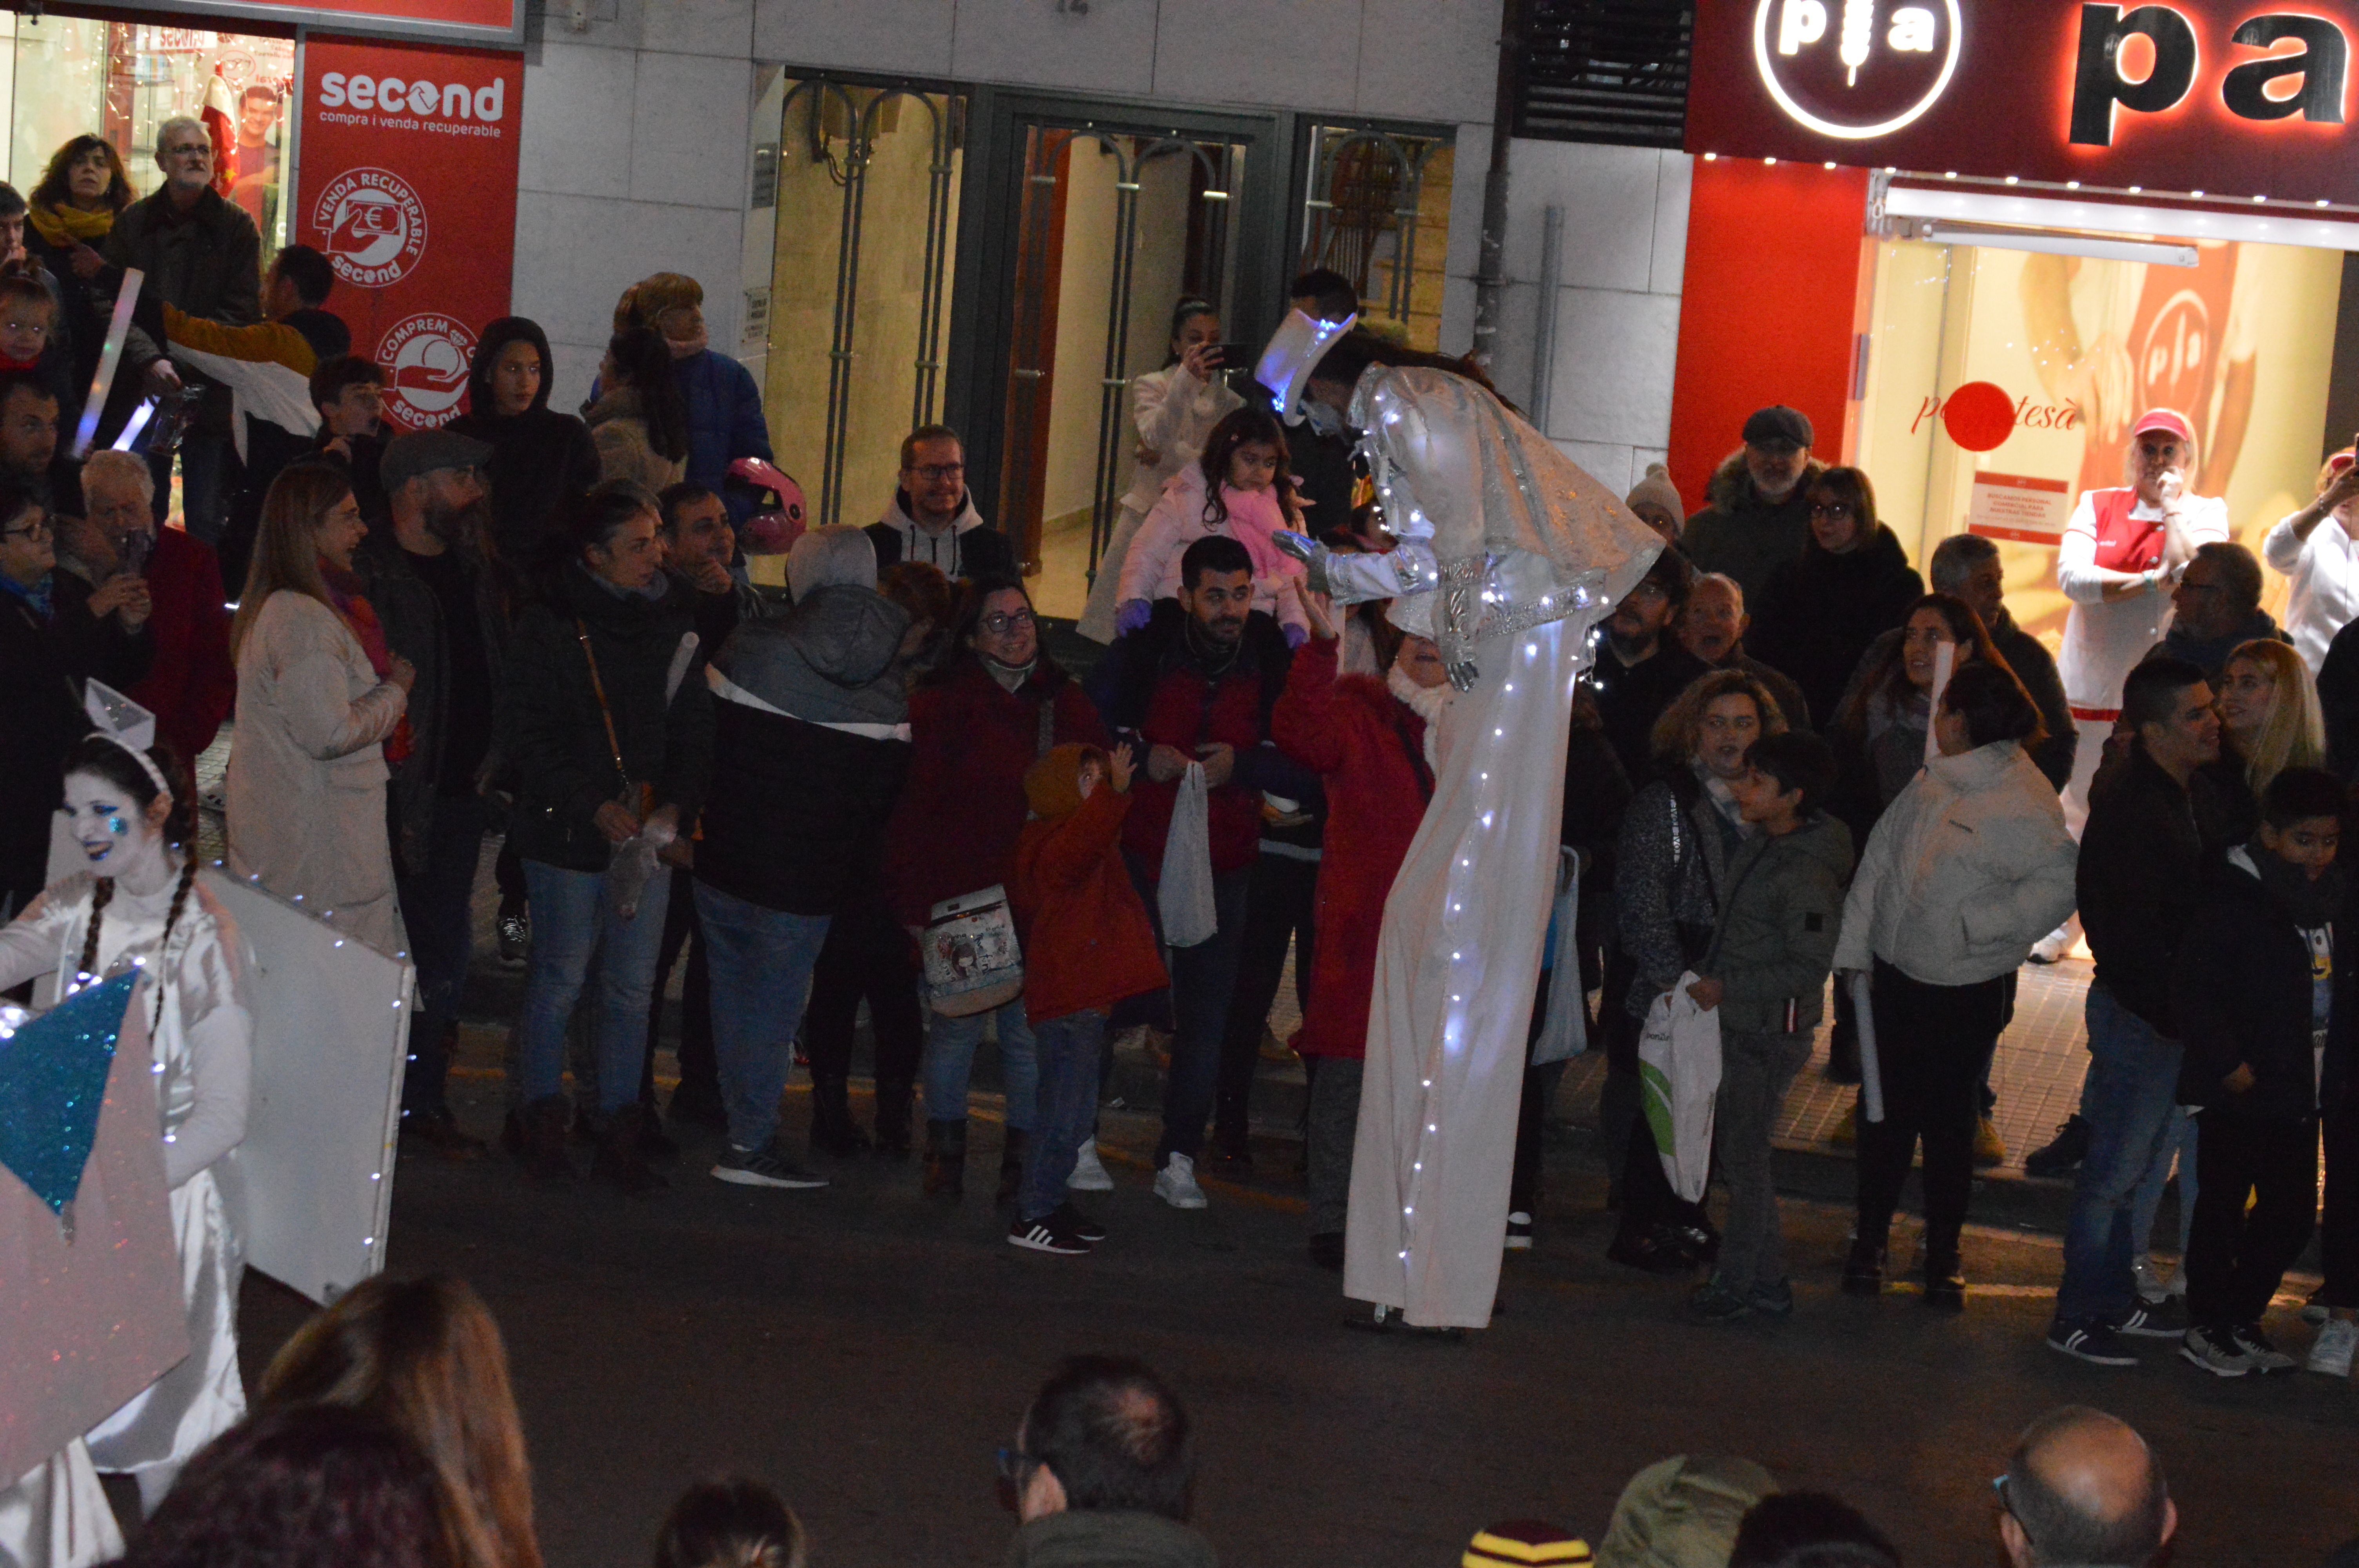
[29,134,132,214]
[1161,296,1216,368]
[1833,592,2019,742]
[58,733,199,989]
[540,477,660,590]
[1309,328,1507,403]
[1196,407,1301,532]
[604,326,688,463]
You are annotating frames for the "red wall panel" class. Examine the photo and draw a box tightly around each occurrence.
[1666,159,1870,512]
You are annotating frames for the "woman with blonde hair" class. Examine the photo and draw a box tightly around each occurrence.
[225,461,413,953]
[258,1274,542,1568]
[2214,636,2326,807]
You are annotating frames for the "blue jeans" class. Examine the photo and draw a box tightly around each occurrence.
[392,794,487,1117]
[694,881,832,1151]
[2130,1104,2199,1263]
[922,996,1038,1129]
[1145,862,1254,1163]
[2055,984,2187,1325]
[519,859,674,1115]
[1021,1008,1108,1221]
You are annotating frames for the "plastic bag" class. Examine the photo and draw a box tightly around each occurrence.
[1158,762,1218,948]
[1530,849,1588,1067]
[608,815,677,922]
[1638,973,1723,1202]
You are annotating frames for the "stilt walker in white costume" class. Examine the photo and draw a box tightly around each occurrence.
[0,692,254,1543]
[1260,315,1661,1328]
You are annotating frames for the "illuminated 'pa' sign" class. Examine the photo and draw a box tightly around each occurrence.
[1753,0,1966,136]
[2068,4,2348,143]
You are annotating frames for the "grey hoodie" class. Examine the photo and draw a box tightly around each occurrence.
[713,583,909,730]
[1005,1512,1217,1568]
[1699,810,1855,1036]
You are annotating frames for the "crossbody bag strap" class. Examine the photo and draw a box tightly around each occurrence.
[1037,683,1057,759]
[574,617,629,791]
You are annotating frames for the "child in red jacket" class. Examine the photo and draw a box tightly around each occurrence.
[1009,741,1167,1255]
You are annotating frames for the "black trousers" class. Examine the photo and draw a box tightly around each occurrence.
[801,896,925,1085]
[2187,1111,2318,1331]
[1511,966,1574,1214]
[2326,1108,2359,1310]
[1213,851,1317,1149]
[1854,960,2009,1261]
[637,874,719,1111]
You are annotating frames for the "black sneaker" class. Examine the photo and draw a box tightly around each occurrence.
[1050,1202,1109,1242]
[496,909,529,966]
[1009,1211,1093,1254]
[711,1140,830,1190]
[2024,1114,2091,1179]
[2048,1319,2140,1366]
[1689,1282,1752,1323]
[2115,1298,2189,1338]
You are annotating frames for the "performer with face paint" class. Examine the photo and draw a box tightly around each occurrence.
[0,686,254,1539]
[1257,316,1661,1327]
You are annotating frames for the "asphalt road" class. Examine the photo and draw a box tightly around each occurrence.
[225,1078,2359,1568]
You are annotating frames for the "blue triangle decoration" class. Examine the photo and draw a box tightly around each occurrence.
[0,971,140,1215]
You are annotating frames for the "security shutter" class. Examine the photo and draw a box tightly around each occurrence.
[1512,0,1694,149]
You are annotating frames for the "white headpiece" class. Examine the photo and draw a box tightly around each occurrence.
[1254,308,1358,427]
[83,681,171,802]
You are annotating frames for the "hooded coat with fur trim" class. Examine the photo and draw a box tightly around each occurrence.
[1677,450,1825,606]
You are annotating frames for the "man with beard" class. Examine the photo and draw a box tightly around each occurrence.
[1589,548,1711,782]
[355,428,503,1157]
[0,369,79,514]
[1679,405,1823,607]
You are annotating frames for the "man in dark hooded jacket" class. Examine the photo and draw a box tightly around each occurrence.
[449,316,599,580]
[694,524,914,1191]
[1679,405,1824,607]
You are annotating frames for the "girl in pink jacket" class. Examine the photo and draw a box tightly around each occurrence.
[1114,407,1310,644]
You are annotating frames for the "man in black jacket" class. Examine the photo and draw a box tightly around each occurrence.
[2049,657,2228,1366]
[356,429,501,1158]
[695,525,912,1191]
[107,115,262,549]
[2170,767,2341,1375]
[1588,547,1710,784]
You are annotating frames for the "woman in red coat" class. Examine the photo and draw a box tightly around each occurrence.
[880,575,1109,1198]
[1271,590,1448,1269]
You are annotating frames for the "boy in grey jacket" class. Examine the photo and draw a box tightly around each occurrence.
[1688,732,1853,1321]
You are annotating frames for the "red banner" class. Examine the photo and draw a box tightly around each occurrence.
[1686,0,2359,205]
[294,35,521,433]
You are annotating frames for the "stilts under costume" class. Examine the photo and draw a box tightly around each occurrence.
[1260,313,1661,1326]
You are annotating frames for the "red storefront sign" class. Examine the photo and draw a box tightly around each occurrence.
[1686,0,2359,203]
[62,0,523,46]
[294,36,521,432]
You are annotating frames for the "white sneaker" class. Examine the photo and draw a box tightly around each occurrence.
[2308,1316,2358,1377]
[1153,1152,1208,1210]
[1067,1139,1114,1192]
[2133,1256,2168,1305]
[2029,923,2072,964]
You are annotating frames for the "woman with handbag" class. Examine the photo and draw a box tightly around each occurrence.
[225,462,413,955]
[881,575,1109,1198]
[500,479,712,1196]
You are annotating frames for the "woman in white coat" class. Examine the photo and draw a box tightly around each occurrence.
[1832,660,2077,1309]
[0,730,253,1547]
[1076,298,1240,642]
[225,463,414,955]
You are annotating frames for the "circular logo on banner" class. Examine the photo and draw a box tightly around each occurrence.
[374,314,477,432]
[1752,0,1964,140]
[314,167,427,287]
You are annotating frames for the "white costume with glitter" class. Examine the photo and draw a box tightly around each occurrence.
[0,873,253,1495]
[1304,364,1660,1327]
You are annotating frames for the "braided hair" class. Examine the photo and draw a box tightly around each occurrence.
[63,734,197,991]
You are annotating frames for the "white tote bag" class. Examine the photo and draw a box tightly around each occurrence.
[1158,762,1218,948]
[1637,972,1724,1203]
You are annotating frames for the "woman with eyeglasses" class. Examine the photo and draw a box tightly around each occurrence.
[0,476,154,916]
[880,574,1110,1198]
[1748,466,1924,739]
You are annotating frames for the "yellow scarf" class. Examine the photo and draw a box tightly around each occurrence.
[27,203,113,248]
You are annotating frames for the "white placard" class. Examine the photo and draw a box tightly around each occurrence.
[1965,470,2072,543]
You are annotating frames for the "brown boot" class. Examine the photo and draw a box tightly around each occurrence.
[520,1095,573,1182]
[997,1127,1029,1205]
[591,1104,670,1196]
[923,1119,967,1198]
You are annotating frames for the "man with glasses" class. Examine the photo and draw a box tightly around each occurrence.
[1679,404,1823,606]
[54,448,227,770]
[0,478,151,916]
[107,114,263,550]
[2148,540,2286,684]
[1993,1407,2175,1568]
[868,425,1016,583]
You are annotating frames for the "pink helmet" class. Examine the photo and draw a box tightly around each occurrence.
[725,457,808,554]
